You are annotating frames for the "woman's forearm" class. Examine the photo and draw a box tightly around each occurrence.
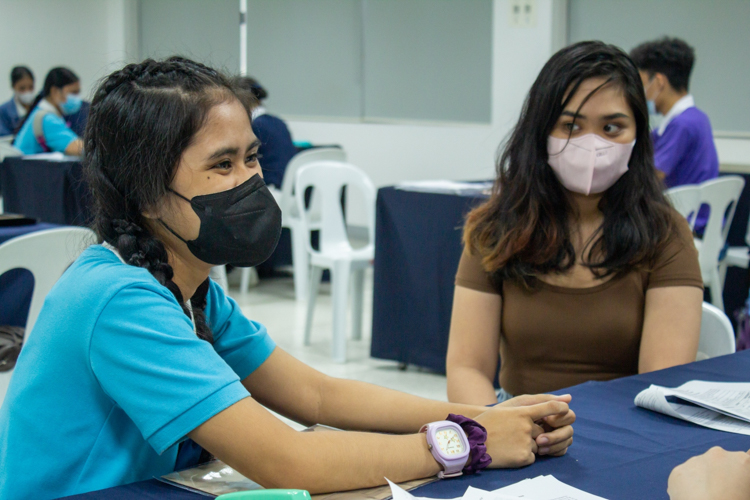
[316,376,486,433]
[265,431,440,492]
[191,398,441,494]
[447,366,499,406]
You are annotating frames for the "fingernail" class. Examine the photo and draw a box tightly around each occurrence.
[537,436,549,445]
[539,447,550,455]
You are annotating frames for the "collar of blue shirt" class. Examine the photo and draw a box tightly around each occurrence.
[656,94,695,136]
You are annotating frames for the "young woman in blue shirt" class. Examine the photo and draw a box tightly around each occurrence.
[13,66,84,155]
[0,57,575,499]
[0,66,35,137]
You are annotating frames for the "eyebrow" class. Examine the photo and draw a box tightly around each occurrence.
[206,139,261,161]
[561,110,630,120]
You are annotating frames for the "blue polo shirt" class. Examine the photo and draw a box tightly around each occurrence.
[0,245,276,500]
[12,101,79,154]
[652,100,719,232]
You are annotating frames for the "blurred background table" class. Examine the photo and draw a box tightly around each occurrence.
[1,157,90,226]
[371,183,489,372]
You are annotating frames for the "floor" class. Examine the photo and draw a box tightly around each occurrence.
[227,269,448,428]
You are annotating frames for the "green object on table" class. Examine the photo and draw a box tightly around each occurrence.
[216,490,312,500]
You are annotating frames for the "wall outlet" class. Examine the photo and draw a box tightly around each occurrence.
[509,0,537,28]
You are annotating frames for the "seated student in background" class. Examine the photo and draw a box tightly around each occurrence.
[13,66,83,156]
[668,446,750,499]
[446,41,703,405]
[235,76,296,189]
[630,38,718,231]
[0,66,35,137]
[0,57,576,499]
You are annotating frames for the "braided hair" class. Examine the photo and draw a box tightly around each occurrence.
[84,57,256,343]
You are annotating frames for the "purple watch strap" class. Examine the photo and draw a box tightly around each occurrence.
[446,414,492,474]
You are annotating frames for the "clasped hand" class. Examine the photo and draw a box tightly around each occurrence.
[474,394,575,468]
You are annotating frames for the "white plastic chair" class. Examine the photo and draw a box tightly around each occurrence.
[295,161,375,363]
[697,302,736,361]
[665,184,701,231]
[0,227,95,405]
[697,176,745,311]
[242,147,348,300]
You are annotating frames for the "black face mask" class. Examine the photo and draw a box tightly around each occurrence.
[160,174,282,267]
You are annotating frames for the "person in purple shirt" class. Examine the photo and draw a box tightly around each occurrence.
[631,37,719,231]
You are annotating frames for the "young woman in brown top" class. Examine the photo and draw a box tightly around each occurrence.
[446,41,703,405]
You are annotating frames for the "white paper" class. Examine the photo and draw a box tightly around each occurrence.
[386,475,605,500]
[22,152,81,161]
[462,486,529,500]
[395,180,492,195]
[386,479,462,500]
[494,475,608,500]
[669,381,750,422]
[634,384,750,435]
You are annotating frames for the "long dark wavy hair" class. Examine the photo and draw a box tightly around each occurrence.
[83,57,256,343]
[464,41,674,289]
[15,66,78,133]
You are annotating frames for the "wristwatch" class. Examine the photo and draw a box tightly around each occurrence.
[420,420,470,479]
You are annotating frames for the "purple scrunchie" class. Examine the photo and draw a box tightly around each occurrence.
[446,413,492,474]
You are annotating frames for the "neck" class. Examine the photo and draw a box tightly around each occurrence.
[43,97,62,115]
[569,191,603,225]
[658,89,688,115]
[168,249,212,302]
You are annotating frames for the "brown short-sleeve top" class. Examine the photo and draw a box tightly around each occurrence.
[455,212,703,396]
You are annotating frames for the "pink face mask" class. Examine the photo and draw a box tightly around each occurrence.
[547,134,635,195]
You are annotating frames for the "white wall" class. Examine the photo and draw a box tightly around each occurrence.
[284,0,566,190]
[0,0,138,103]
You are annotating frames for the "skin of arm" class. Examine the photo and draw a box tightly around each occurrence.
[64,138,83,156]
[446,286,502,406]
[668,447,750,500]
[638,286,702,373]
[188,348,575,492]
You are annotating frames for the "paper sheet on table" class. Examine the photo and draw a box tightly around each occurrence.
[493,475,608,500]
[667,381,750,422]
[22,152,81,161]
[387,475,607,500]
[395,180,492,195]
[634,383,750,435]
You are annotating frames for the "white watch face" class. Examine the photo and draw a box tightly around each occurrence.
[435,427,465,456]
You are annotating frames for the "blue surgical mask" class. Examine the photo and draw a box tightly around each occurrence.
[647,99,657,116]
[60,93,82,115]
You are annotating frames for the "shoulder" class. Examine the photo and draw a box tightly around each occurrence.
[670,108,712,135]
[56,245,177,310]
[0,99,15,114]
[40,112,69,129]
[455,244,500,295]
[647,209,702,289]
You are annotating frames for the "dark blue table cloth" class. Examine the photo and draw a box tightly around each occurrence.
[371,187,488,373]
[0,222,58,327]
[62,350,750,500]
[371,176,750,374]
[1,157,90,226]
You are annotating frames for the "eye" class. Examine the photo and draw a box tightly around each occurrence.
[603,123,623,134]
[213,160,232,170]
[246,152,262,165]
[563,121,580,133]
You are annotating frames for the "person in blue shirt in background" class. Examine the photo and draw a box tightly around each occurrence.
[236,76,297,189]
[0,66,35,137]
[13,66,84,156]
[630,37,718,232]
